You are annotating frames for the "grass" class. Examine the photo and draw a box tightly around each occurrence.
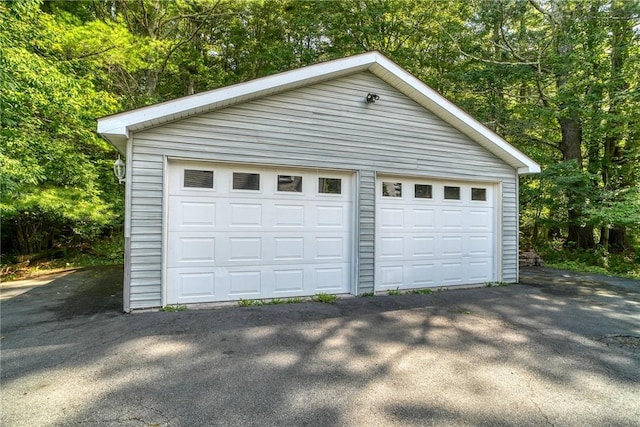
[546,260,640,279]
[1,235,125,281]
[387,288,402,296]
[360,292,375,297]
[409,288,434,295]
[537,244,640,280]
[485,282,511,287]
[238,298,263,307]
[312,293,338,303]
[238,297,306,307]
[160,304,188,312]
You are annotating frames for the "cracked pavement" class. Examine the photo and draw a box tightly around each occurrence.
[1,266,639,426]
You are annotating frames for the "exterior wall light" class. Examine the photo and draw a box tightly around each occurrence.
[366,93,380,103]
[113,155,126,184]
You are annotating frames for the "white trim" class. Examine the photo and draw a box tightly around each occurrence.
[515,170,520,283]
[122,136,134,312]
[351,170,360,296]
[98,51,540,175]
[161,155,170,307]
[496,181,503,282]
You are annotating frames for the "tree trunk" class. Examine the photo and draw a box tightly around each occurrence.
[608,227,628,253]
[559,116,594,248]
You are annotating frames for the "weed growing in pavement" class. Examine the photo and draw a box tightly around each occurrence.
[160,304,188,312]
[409,288,433,295]
[238,298,263,307]
[360,292,375,297]
[387,288,402,296]
[286,297,304,304]
[486,281,511,287]
[312,293,338,303]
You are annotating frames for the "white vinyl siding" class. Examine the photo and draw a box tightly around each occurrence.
[126,71,518,308]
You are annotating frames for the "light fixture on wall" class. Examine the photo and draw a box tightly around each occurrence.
[366,93,380,103]
[113,155,126,184]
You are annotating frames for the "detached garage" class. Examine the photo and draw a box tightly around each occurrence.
[98,51,539,311]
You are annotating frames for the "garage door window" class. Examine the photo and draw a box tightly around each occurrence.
[382,182,402,197]
[233,172,260,190]
[319,178,341,194]
[278,175,303,192]
[184,169,214,189]
[414,184,432,199]
[471,188,487,201]
[444,186,460,200]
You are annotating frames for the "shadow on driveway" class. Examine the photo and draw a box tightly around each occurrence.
[1,266,638,426]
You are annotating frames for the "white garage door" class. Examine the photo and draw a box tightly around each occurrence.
[375,176,496,291]
[166,161,353,304]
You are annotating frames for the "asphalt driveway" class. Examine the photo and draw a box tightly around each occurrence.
[1,266,639,426]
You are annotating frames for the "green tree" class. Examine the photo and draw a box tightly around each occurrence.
[451,0,640,250]
[1,0,121,254]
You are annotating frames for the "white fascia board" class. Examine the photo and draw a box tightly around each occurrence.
[370,54,541,175]
[97,52,377,140]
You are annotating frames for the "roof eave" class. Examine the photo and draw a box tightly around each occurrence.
[369,56,540,176]
[97,52,380,142]
[97,51,541,175]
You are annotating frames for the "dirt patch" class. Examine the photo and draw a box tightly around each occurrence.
[598,335,640,350]
[520,266,639,298]
[54,265,123,318]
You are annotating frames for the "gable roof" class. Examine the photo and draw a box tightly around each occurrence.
[97,51,540,174]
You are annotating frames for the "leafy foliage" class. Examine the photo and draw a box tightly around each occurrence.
[1,0,121,254]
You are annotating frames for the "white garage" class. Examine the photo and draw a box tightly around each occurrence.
[166,161,354,304]
[98,51,539,310]
[375,176,496,291]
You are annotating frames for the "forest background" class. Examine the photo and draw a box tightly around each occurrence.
[1,0,639,278]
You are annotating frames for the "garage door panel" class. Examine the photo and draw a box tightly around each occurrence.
[441,209,463,230]
[467,235,492,257]
[412,236,435,257]
[440,236,463,257]
[229,271,262,295]
[315,205,346,227]
[167,267,220,304]
[379,265,404,288]
[275,237,305,261]
[441,262,464,285]
[469,210,492,230]
[379,237,404,257]
[228,237,262,261]
[412,264,436,287]
[379,208,404,228]
[229,203,263,227]
[274,204,305,227]
[315,266,349,291]
[167,232,216,268]
[412,209,435,229]
[273,269,305,292]
[468,260,492,282]
[167,162,353,304]
[315,237,345,259]
[168,197,216,231]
